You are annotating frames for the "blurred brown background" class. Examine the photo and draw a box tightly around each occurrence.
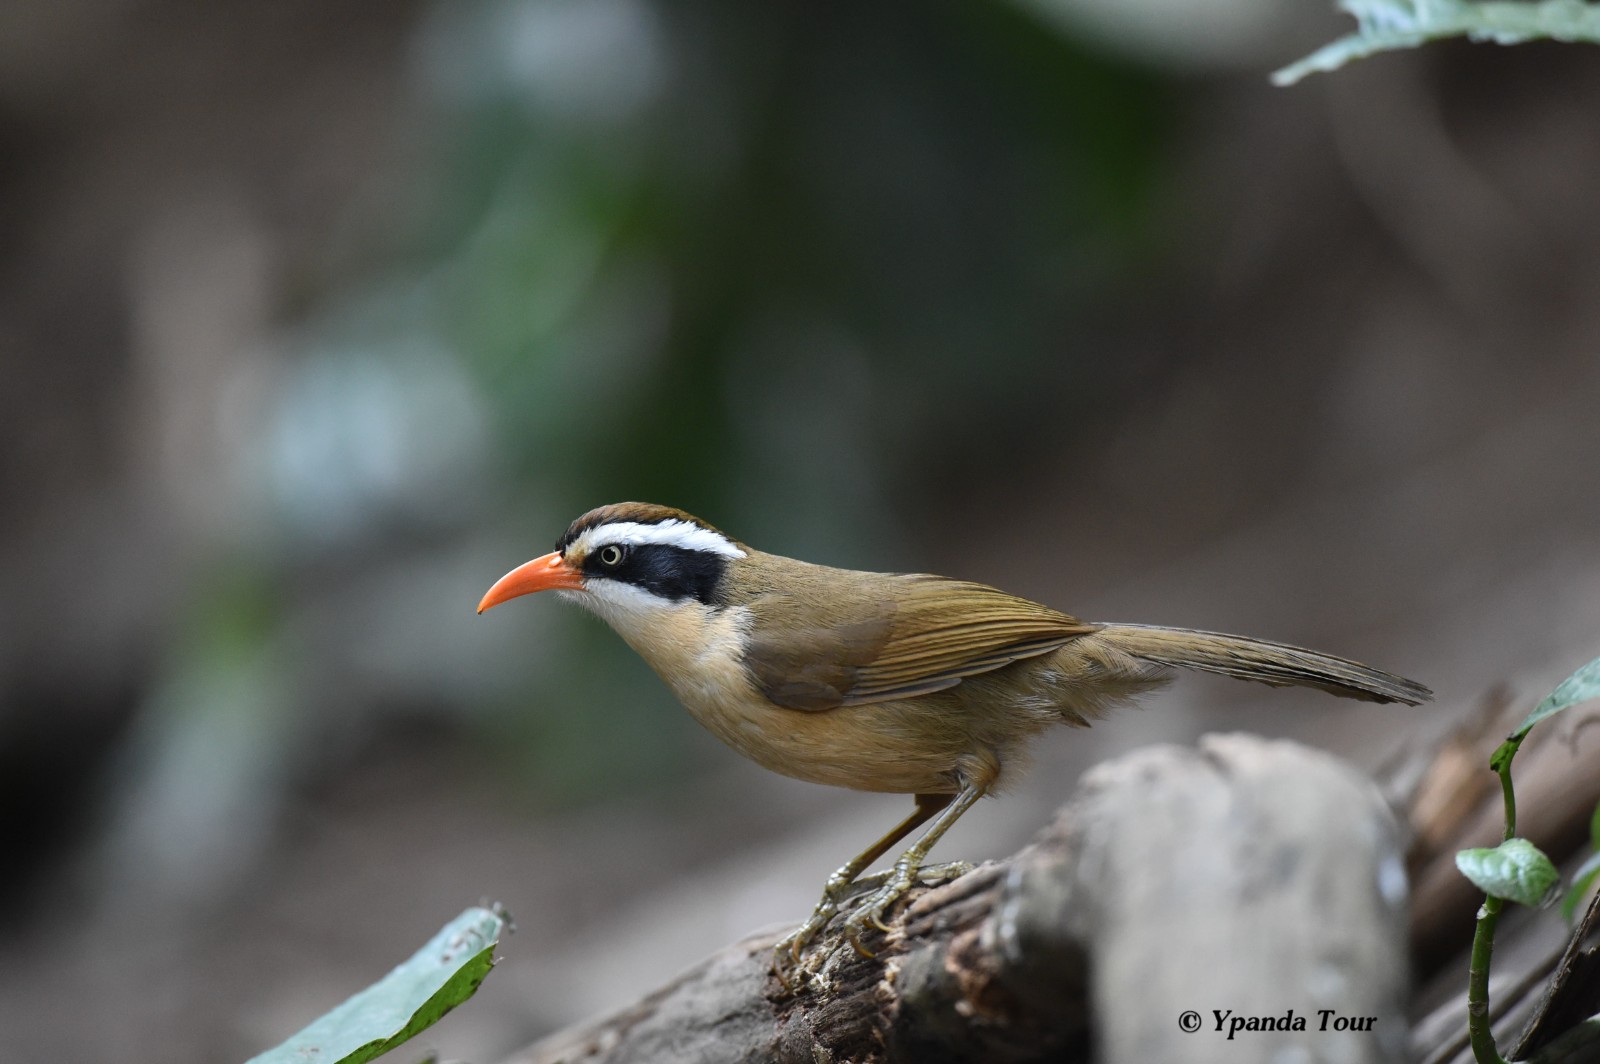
[2,1,1599,1061]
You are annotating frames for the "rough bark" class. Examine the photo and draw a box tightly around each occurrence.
[502,733,1410,1064]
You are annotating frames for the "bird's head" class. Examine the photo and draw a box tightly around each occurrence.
[477,502,747,630]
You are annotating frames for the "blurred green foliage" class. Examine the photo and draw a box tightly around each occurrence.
[417,0,1173,502]
[156,0,1182,812]
[360,0,1175,804]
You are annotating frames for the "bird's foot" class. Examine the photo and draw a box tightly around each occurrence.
[836,864,918,955]
[772,865,895,990]
[907,859,973,888]
[838,858,975,956]
[773,860,976,990]
[772,915,832,990]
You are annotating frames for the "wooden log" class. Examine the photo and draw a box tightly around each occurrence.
[501,733,1409,1064]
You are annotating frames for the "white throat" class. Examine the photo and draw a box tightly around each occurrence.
[561,580,679,642]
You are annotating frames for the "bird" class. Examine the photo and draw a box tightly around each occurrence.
[476,501,1430,981]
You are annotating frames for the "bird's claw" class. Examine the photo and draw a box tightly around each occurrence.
[772,921,828,990]
[845,925,877,959]
[837,877,909,949]
[772,859,976,991]
[771,873,865,989]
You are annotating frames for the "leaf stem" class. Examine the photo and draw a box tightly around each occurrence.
[1497,739,1520,841]
[1467,895,1511,1064]
[1466,736,1524,1064]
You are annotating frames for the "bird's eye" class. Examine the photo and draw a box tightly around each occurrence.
[597,545,625,567]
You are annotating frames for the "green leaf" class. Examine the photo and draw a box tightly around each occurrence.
[1509,655,1600,741]
[1273,0,1600,86]
[1560,850,1600,922]
[245,906,507,1064]
[1456,838,1562,908]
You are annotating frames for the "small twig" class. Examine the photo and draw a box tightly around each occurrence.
[1520,1013,1600,1064]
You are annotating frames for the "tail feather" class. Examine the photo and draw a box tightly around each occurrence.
[1095,623,1432,706]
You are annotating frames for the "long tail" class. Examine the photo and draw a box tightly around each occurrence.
[1094,623,1432,705]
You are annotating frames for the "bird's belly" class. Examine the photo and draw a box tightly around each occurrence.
[695,692,966,793]
[666,669,1000,793]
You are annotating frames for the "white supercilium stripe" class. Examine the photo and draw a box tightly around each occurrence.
[579,520,747,558]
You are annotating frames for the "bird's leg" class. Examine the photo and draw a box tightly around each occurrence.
[773,793,952,981]
[838,776,988,954]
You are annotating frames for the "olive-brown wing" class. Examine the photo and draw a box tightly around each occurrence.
[742,572,1096,711]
